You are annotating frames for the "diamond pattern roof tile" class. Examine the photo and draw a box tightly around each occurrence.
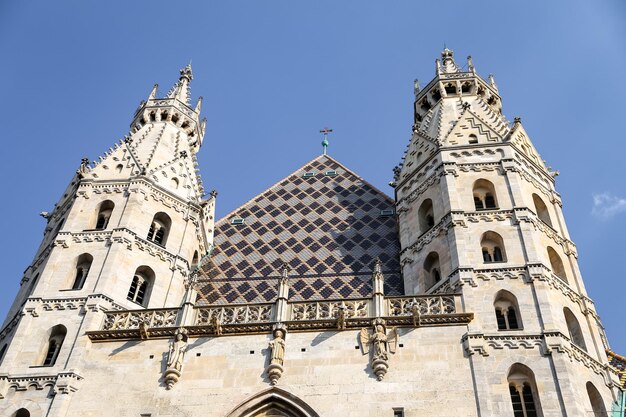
[196,155,403,304]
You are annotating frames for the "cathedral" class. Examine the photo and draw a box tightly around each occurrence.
[1,49,625,417]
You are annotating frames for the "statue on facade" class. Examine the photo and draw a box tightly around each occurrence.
[164,328,188,389]
[76,158,90,178]
[266,327,287,385]
[210,314,222,336]
[359,319,398,380]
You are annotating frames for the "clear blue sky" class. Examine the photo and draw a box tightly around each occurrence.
[1,1,625,352]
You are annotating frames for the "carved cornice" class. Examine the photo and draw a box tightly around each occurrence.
[78,178,204,217]
[0,371,83,398]
[53,228,191,274]
[23,293,122,317]
[462,331,614,387]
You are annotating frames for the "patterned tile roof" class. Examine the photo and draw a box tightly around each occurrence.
[607,350,626,389]
[196,155,403,304]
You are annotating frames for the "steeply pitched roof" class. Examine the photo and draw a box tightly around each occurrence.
[196,155,403,304]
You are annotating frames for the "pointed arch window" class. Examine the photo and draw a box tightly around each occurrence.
[473,179,498,210]
[508,364,542,417]
[11,409,30,417]
[191,250,199,269]
[547,247,567,282]
[532,194,552,227]
[494,290,522,330]
[480,231,506,263]
[42,324,66,366]
[147,212,172,246]
[586,382,608,417]
[127,266,155,307]
[423,252,442,289]
[563,307,587,351]
[95,200,115,230]
[226,387,320,417]
[71,253,93,290]
[418,198,435,234]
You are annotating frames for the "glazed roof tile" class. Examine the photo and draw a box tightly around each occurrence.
[607,350,626,389]
[196,155,403,304]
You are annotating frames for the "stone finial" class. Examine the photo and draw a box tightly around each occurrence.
[414,79,421,97]
[467,55,475,73]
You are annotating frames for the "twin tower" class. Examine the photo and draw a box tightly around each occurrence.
[0,51,622,417]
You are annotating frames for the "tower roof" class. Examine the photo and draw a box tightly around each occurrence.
[196,154,403,304]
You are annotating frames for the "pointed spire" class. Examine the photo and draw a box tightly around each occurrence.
[167,64,194,105]
[194,96,203,113]
[440,47,459,73]
[435,58,442,75]
[148,84,158,100]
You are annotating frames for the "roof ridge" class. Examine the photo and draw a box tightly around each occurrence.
[215,154,394,225]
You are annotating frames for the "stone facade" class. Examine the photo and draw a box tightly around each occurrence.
[0,51,623,417]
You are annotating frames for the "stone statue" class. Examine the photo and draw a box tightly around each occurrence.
[164,327,188,389]
[76,158,90,177]
[359,320,398,381]
[167,328,188,372]
[269,328,286,366]
[210,315,222,336]
[336,305,346,330]
[266,327,287,385]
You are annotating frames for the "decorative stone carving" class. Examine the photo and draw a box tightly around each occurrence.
[359,319,398,381]
[266,326,287,385]
[139,322,150,340]
[164,328,188,389]
[210,315,222,336]
[336,306,346,330]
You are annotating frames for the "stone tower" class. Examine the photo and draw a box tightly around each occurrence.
[0,65,215,413]
[394,48,617,415]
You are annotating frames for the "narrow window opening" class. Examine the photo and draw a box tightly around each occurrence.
[94,200,115,230]
[468,134,478,144]
[42,325,66,366]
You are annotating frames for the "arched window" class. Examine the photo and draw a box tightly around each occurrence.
[191,251,199,268]
[11,409,30,417]
[95,200,115,230]
[547,247,567,282]
[127,266,155,307]
[42,324,67,366]
[494,290,522,330]
[564,307,587,351]
[532,194,552,227]
[147,212,172,246]
[508,364,542,417]
[473,179,498,210]
[226,387,320,417]
[171,177,180,189]
[468,134,478,144]
[71,253,93,290]
[481,231,506,263]
[586,382,608,417]
[418,199,435,233]
[423,252,441,289]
